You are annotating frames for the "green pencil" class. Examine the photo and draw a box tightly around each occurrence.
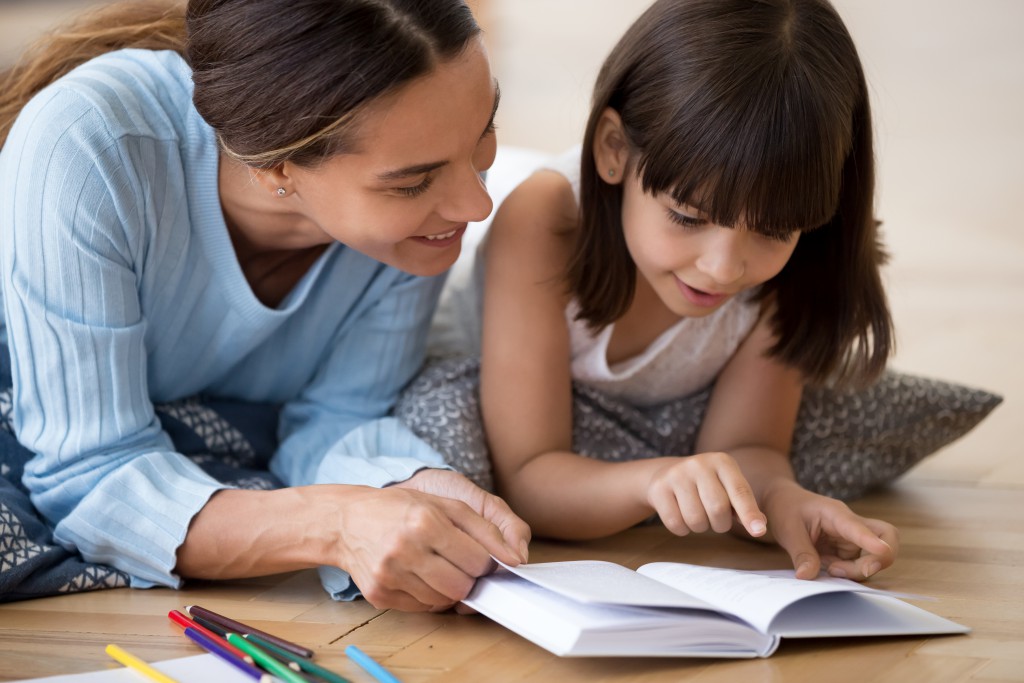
[227,632,308,683]
[244,634,352,683]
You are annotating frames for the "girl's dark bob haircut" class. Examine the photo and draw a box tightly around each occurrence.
[567,0,893,388]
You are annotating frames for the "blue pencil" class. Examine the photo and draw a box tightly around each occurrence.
[344,645,402,683]
[183,627,271,682]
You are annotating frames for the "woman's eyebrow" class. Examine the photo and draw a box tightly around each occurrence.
[376,82,500,183]
[376,161,448,182]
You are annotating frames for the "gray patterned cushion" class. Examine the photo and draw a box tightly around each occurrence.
[395,356,1002,500]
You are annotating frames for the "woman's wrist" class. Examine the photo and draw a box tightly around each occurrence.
[177,484,361,579]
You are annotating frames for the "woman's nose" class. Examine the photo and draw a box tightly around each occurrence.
[444,169,493,224]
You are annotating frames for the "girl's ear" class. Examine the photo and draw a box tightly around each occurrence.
[593,107,629,185]
[248,162,296,198]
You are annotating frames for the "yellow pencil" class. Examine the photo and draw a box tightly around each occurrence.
[105,644,181,683]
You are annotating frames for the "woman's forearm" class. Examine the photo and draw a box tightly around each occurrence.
[175,486,341,579]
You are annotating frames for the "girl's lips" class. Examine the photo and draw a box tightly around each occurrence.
[675,277,728,308]
[411,224,467,248]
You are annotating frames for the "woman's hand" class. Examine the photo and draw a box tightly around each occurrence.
[761,479,899,581]
[393,468,532,561]
[334,469,530,612]
[646,452,768,539]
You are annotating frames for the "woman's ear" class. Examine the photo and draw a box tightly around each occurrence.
[249,163,295,199]
[593,107,629,185]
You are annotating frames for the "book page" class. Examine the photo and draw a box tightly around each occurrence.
[502,560,717,610]
[637,562,889,634]
[465,570,777,657]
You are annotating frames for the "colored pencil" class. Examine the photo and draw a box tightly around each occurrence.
[189,614,304,673]
[183,627,271,682]
[190,614,229,637]
[245,633,352,683]
[227,633,310,683]
[104,644,181,683]
[185,604,314,659]
[344,645,402,683]
[167,609,253,664]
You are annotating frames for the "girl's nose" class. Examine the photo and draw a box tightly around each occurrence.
[696,230,746,287]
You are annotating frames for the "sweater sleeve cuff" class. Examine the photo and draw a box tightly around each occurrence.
[49,453,228,589]
[318,565,363,601]
[312,417,451,488]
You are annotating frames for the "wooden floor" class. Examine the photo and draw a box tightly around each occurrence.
[2,481,1023,682]
[2,1,1023,681]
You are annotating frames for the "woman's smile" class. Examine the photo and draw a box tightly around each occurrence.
[412,223,467,247]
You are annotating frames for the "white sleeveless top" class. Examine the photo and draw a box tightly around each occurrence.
[430,146,760,407]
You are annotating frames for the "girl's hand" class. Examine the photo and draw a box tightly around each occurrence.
[762,479,899,581]
[334,471,531,612]
[646,452,768,538]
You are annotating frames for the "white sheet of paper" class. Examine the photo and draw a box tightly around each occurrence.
[10,653,256,683]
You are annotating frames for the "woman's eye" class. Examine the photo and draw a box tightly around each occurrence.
[396,175,434,198]
[666,209,705,229]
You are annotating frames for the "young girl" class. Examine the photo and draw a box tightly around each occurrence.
[409,0,899,582]
[0,0,529,610]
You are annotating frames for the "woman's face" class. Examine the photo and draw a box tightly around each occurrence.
[284,37,498,276]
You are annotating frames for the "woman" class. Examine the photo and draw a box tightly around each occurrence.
[0,0,529,612]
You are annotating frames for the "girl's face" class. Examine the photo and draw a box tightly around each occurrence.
[619,172,800,317]
[281,37,498,276]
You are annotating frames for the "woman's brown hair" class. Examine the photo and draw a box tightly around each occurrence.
[1,0,480,164]
[0,1,185,147]
[568,0,893,388]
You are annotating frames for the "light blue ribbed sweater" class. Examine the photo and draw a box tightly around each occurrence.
[0,49,448,596]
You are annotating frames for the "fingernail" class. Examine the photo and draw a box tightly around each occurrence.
[798,562,814,577]
[864,562,881,578]
[749,519,766,536]
[829,566,847,578]
[518,540,530,564]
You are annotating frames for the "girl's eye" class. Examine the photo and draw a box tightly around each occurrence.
[397,175,435,198]
[666,209,705,229]
[757,229,799,244]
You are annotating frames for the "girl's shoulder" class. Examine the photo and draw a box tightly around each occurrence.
[493,145,583,243]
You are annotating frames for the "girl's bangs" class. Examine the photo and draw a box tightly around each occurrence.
[633,79,853,237]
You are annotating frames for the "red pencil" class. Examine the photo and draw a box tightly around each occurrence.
[167,609,254,664]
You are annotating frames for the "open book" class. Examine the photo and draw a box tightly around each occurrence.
[463,560,968,658]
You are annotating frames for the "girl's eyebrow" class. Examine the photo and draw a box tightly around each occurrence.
[376,82,500,183]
